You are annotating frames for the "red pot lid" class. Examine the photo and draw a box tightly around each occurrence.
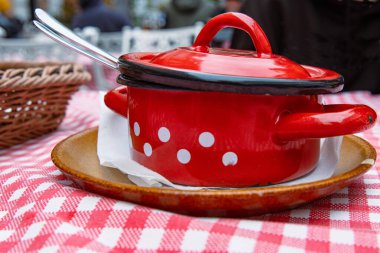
[118,12,343,94]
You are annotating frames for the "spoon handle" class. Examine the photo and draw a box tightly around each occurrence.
[33,21,118,70]
[34,8,118,69]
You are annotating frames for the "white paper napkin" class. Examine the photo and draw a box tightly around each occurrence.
[97,93,343,190]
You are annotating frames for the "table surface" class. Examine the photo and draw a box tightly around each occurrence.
[0,90,379,252]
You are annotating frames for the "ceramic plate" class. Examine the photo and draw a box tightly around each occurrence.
[51,127,376,217]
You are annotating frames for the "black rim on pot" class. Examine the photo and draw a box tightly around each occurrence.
[118,56,344,95]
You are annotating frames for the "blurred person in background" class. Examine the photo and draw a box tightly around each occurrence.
[0,0,11,17]
[230,0,380,93]
[72,0,131,32]
[222,0,244,12]
[59,0,79,26]
[164,0,217,28]
[212,0,244,47]
[0,0,23,37]
[29,0,51,22]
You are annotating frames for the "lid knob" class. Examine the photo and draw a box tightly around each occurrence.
[193,12,272,55]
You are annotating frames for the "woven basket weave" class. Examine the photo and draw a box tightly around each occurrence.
[0,62,91,149]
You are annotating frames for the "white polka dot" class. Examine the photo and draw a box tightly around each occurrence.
[158,127,170,142]
[222,152,238,166]
[199,132,215,147]
[143,143,152,157]
[177,149,191,164]
[133,122,140,136]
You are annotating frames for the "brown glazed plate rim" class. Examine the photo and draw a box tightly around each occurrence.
[51,127,376,197]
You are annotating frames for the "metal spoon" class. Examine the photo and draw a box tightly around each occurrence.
[33,8,118,70]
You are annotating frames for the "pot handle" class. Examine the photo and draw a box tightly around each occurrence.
[275,104,377,141]
[104,86,129,118]
[193,12,272,55]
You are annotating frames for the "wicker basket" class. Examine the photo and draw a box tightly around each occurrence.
[0,62,91,149]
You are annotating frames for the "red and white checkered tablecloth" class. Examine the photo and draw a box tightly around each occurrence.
[0,90,379,252]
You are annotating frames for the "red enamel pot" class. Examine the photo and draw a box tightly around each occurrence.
[104,13,377,187]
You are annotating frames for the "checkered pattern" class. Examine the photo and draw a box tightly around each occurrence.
[0,90,379,252]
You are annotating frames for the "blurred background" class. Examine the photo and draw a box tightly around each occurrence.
[0,0,379,93]
[1,0,231,33]
[0,0,239,90]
